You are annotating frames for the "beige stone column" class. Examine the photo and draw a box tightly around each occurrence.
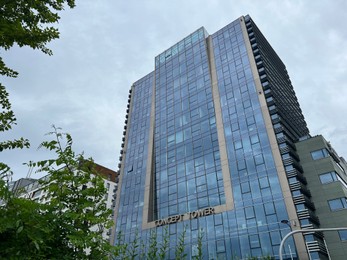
[206,35,234,211]
[142,76,156,229]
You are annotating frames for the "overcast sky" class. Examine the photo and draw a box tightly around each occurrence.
[2,0,347,180]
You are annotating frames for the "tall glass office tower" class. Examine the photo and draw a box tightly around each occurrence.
[113,15,322,259]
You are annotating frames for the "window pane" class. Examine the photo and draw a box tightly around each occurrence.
[264,202,275,215]
[339,230,347,241]
[288,177,297,184]
[311,150,322,160]
[311,149,329,160]
[296,204,305,211]
[249,234,260,248]
[343,198,347,208]
[300,219,310,226]
[328,198,347,211]
[319,172,334,184]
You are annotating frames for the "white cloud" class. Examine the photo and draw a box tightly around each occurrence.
[2,0,347,180]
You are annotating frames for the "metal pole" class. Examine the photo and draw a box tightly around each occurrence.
[279,227,347,260]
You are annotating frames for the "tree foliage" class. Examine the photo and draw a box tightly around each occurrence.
[30,126,113,258]
[175,227,187,260]
[193,229,204,260]
[117,228,177,260]
[0,1,119,258]
[0,0,76,181]
[0,0,76,55]
[0,188,55,258]
[0,127,113,259]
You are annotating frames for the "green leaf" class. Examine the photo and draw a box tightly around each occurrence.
[33,241,40,251]
[15,220,21,228]
[16,226,23,234]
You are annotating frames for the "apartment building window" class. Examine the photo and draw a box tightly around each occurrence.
[32,189,42,198]
[295,203,306,211]
[319,172,338,184]
[338,230,347,241]
[311,149,329,160]
[328,198,347,211]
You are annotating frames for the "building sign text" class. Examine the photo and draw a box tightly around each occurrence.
[155,207,215,227]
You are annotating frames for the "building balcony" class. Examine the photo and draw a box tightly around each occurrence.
[290,182,311,197]
[297,209,320,224]
[295,172,307,185]
[306,240,328,255]
[293,194,315,209]
[279,143,298,155]
[285,166,304,177]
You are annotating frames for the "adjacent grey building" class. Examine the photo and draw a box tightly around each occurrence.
[113,15,347,259]
[295,135,347,260]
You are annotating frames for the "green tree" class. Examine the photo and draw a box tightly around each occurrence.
[0,0,76,180]
[0,179,57,258]
[0,0,75,55]
[147,229,158,259]
[29,126,113,258]
[158,227,169,260]
[192,228,204,260]
[175,226,187,260]
[113,231,128,260]
[0,2,115,258]
[0,127,113,259]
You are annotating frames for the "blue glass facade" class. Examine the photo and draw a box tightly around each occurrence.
[154,28,225,220]
[211,19,297,258]
[116,73,153,232]
[115,16,302,259]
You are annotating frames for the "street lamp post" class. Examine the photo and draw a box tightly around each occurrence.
[279,227,347,260]
[280,220,294,260]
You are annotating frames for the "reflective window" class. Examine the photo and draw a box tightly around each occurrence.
[281,153,290,160]
[300,219,310,226]
[328,198,347,211]
[311,149,329,160]
[154,27,225,219]
[310,252,321,260]
[292,190,302,197]
[338,230,347,241]
[304,234,314,242]
[319,172,338,184]
[296,204,306,212]
[288,177,298,184]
